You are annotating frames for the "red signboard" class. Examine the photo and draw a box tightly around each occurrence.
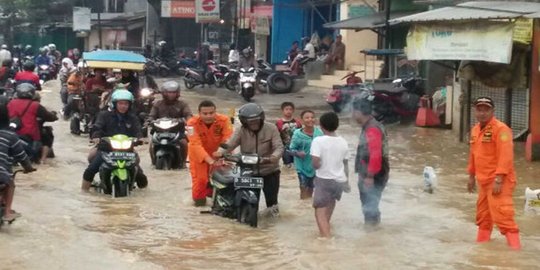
[170,1,196,18]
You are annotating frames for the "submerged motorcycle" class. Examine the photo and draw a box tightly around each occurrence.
[94,135,144,198]
[38,64,54,85]
[327,71,365,113]
[209,147,264,227]
[151,118,186,170]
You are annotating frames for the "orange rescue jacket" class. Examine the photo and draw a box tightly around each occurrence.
[467,117,516,184]
[187,113,233,164]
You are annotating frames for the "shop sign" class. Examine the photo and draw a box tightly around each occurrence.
[406,22,514,64]
[254,17,270,35]
[513,18,533,44]
[73,7,91,31]
[161,1,196,18]
[195,0,220,23]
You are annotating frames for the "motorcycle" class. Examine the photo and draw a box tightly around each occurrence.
[38,64,54,85]
[150,118,186,170]
[183,60,223,89]
[144,58,159,76]
[70,91,102,135]
[371,76,424,124]
[327,71,365,113]
[222,68,239,91]
[94,135,143,198]
[238,67,256,102]
[0,79,16,99]
[135,87,155,136]
[209,146,263,228]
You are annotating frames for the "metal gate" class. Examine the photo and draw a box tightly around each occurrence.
[464,80,529,141]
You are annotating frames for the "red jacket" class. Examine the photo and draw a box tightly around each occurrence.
[14,71,41,90]
[7,99,41,141]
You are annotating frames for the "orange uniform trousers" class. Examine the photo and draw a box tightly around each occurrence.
[187,114,232,200]
[476,180,519,234]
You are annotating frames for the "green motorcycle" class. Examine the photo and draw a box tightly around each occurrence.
[96,134,142,198]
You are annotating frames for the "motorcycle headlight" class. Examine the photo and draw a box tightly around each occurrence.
[243,82,252,88]
[39,65,48,70]
[241,155,259,164]
[140,88,153,97]
[110,140,133,150]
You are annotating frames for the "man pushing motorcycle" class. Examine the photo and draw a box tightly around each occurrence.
[148,81,192,169]
[187,100,233,206]
[81,89,148,192]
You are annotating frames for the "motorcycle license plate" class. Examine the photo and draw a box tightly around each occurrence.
[110,152,136,160]
[234,177,263,188]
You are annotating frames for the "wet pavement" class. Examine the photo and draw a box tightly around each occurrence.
[0,79,539,269]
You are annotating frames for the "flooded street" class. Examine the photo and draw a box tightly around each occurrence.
[0,79,539,270]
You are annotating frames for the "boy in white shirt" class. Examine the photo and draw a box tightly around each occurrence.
[310,112,349,238]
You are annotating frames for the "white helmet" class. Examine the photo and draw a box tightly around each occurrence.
[158,40,166,47]
[1,44,7,49]
[48,43,56,50]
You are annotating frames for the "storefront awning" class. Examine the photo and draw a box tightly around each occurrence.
[390,1,540,24]
[324,12,414,30]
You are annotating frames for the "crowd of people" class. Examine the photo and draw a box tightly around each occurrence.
[0,42,523,251]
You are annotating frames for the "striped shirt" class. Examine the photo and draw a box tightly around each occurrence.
[0,129,28,183]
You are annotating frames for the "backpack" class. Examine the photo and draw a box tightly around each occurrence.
[10,100,33,131]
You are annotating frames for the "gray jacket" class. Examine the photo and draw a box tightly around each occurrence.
[225,122,284,176]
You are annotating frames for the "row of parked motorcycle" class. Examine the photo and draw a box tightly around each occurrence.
[326,71,425,124]
[144,57,294,102]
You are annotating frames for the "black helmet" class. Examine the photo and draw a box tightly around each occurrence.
[23,61,35,71]
[16,83,36,99]
[238,103,265,128]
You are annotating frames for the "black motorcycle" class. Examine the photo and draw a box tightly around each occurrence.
[135,87,156,136]
[209,147,263,227]
[222,68,239,91]
[151,118,186,170]
[70,91,101,135]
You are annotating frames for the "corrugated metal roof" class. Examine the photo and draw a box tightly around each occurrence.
[324,12,414,29]
[391,1,540,23]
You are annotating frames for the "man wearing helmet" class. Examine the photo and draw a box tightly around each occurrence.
[148,81,192,168]
[215,103,284,216]
[81,89,148,192]
[48,44,62,66]
[0,44,11,68]
[7,83,58,161]
[34,47,52,69]
[14,61,41,90]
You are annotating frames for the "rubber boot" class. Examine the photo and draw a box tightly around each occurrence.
[476,228,491,243]
[505,232,521,250]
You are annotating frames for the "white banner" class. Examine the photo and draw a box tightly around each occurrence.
[195,0,220,23]
[406,22,514,64]
[73,7,91,32]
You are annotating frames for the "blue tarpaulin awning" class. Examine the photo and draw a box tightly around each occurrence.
[82,50,146,70]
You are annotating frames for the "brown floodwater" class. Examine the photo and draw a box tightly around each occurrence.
[0,79,538,269]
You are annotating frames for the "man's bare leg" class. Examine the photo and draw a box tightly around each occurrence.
[315,207,331,238]
[3,183,17,221]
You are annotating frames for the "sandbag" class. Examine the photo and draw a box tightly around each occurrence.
[423,166,437,194]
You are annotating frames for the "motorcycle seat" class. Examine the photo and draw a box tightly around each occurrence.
[212,171,234,185]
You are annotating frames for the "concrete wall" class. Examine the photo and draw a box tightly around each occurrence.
[339,0,378,69]
[125,0,147,13]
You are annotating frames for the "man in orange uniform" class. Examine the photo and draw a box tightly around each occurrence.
[187,100,233,206]
[467,97,520,250]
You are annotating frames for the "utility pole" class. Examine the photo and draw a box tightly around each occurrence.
[383,0,391,78]
[98,9,103,48]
